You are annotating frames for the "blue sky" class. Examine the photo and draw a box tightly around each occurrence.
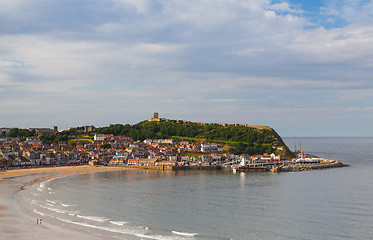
[1,0,373,137]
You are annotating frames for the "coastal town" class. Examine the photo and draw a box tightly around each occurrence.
[1,114,348,172]
[0,130,346,173]
[0,130,278,169]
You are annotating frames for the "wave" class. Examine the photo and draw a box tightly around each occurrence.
[39,205,61,212]
[38,204,79,215]
[50,216,185,240]
[76,214,109,222]
[39,182,45,189]
[39,178,53,190]
[33,209,47,216]
[61,203,77,207]
[46,200,56,204]
[36,175,65,192]
[45,213,195,240]
[54,218,153,239]
[172,230,198,237]
[110,221,128,226]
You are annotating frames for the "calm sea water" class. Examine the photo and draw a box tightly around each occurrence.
[26,138,373,240]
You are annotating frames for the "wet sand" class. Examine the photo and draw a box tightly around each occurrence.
[0,165,134,240]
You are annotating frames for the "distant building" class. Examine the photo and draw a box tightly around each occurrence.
[127,158,161,166]
[148,112,160,122]
[84,126,95,132]
[201,143,218,153]
[0,128,11,136]
[53,126,58,133]
[240,156,248,166]
[88,160,98,166]
[29,128,54,135]
[148,112,169,122]
[94,134,106,141]
[143,139,152,145]
[26,138,42,145]
[154,139,174,144]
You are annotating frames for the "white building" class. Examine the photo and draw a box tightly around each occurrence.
[201,143,218,153]
[94,134,106,141]
[154,139,174,144]
[240,156,248,166]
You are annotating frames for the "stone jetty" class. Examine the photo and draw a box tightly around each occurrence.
[271,159,349,172]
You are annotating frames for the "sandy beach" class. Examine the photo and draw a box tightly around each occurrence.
[0,165,130,240]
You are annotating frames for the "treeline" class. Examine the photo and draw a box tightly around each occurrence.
[2,128,69,144]
[230,142,273,155]
[39,134,69,145]
[97,121,276,144]
[3,128,37,138]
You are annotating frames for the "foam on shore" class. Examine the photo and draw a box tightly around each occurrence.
[0,166,139,240]
[2,166,204,240]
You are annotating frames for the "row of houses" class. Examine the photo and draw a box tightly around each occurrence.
[1,134,282,169]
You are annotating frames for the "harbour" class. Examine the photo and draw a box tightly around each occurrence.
[1,137,372,240]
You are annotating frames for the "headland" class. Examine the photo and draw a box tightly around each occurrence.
[1,114,349,175]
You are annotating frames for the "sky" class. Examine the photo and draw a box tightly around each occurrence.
[1,0,373,137]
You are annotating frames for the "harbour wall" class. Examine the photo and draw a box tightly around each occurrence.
[272,159,349,172]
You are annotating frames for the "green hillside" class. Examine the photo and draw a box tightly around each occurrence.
[96,120,294,158]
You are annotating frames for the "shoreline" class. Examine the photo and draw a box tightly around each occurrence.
[0,161,350,239]
[0,165,137,240]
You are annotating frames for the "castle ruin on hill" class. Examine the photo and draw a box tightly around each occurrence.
[148,113,270,130]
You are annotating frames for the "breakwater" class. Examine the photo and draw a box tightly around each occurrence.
[272,159,349,172]
[114,159,349,173]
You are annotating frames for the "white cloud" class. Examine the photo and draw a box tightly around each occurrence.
[114,0,152,14]
[1,0,373,135]
[287,25,373,67]
[269,2,303,14]
[0,0,27,16]
[0,59,23,68]
[0,73,10,84]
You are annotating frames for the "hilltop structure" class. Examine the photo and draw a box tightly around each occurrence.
[147,113,270,130]
[148,112,168,122]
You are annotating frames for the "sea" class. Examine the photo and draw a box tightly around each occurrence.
[23,137,373,240]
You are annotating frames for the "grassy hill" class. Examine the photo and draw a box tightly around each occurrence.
[96,120,294,158]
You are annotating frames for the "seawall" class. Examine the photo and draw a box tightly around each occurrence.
[272,159,349,172]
